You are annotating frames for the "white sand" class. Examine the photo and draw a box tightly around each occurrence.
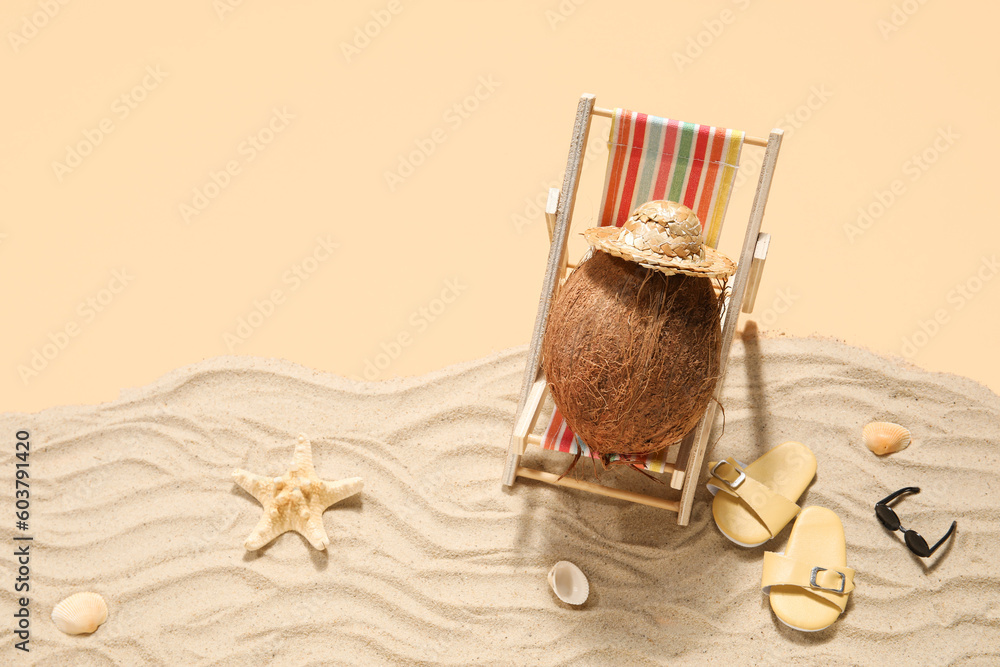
[2,335,998,665]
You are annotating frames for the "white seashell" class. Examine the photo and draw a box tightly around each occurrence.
[547,561,589,606]
[51,592,108,635]
[863,422,911,456]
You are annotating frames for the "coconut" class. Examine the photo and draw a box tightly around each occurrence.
[541,201,731,457]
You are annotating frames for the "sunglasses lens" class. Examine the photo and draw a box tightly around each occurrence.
[876,505,899,530]
[905,531,929,557]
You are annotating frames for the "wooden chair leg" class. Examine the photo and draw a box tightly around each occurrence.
[676,129,784,526]
[503,94,596,487]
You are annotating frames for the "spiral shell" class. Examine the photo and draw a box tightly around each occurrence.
[51,592,108,635]
[863,422,911,455]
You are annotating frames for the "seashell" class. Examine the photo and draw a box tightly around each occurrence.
[51,592,108,635]
[547,561,589,606]
[863,422,911,455]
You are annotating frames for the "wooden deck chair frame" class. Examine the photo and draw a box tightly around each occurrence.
[501,94,783,526]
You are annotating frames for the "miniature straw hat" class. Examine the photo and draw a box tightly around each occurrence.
[584,200,736,278]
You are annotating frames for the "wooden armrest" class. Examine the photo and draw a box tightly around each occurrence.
[741,232,771,314]
[511,377,549,454]
[544,188,560,242]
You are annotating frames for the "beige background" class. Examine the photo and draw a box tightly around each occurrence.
[3,0,998,413]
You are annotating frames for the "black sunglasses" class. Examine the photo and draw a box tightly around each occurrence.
[875,487,956,558]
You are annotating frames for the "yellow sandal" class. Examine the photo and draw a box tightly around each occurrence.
[707,441,816,547]
[762,506,855,631]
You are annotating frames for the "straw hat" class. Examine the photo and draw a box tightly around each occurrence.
[584,200,736,278]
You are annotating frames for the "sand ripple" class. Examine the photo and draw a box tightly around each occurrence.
[1,338,998,665]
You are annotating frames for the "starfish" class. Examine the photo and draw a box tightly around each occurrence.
[232,433,363,551]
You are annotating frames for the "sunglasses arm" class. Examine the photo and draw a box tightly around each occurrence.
[877,486,921,506]
[925,521,958,556]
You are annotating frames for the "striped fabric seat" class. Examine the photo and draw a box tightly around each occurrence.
[541,109,745,472]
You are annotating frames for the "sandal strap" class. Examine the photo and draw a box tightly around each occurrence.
[761,551,855,611]
[706,458,801,538]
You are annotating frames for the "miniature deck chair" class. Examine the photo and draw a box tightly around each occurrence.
[502,94,782,526]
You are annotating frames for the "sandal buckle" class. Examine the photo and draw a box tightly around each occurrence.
[710,460,745,490]
[810,567,846,594]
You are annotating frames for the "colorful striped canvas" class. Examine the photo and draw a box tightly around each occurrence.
[541,109,745,472]
[542,404,678,473]
[600,109,744,245]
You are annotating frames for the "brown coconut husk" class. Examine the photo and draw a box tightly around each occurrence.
[542,250,723,457]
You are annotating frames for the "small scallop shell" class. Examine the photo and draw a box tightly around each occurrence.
[547,561,589,606]
[51,592,108,635]
[863,422,911,455]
